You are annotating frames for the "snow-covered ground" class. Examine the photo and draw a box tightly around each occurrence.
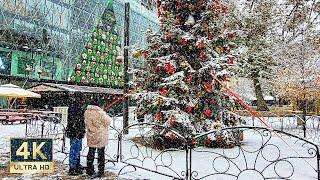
[0,116,319,179]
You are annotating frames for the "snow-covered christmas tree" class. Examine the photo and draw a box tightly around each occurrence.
[133,0,240,147]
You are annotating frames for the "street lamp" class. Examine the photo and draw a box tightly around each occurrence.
[22,45,32,77]
[36,48,43,78]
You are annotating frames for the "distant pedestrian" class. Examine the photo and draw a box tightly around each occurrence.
[84,98,111,177]
[65,94,86,175]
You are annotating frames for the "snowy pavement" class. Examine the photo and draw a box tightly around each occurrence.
[0,117,319,179]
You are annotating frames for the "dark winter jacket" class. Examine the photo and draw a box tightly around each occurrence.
[65,100,86,139]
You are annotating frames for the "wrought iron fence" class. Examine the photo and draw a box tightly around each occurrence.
[25,117,320,179]
[118,123,189,179]
[191,126,320,180]
[244,114,320,146]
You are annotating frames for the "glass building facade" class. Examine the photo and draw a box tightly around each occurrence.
[0,0,159,82]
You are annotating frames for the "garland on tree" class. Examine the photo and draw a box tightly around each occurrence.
[133,0,242,148]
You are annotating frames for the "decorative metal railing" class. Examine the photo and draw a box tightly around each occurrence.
[243,114,320,146]
[24,114,320,179]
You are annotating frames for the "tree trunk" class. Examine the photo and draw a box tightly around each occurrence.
[253,77,269,111]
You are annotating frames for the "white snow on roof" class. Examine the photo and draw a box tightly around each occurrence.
[250,95,275,101]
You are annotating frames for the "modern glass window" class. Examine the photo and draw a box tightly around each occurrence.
[0,0,159,81]
[0,50,11,75]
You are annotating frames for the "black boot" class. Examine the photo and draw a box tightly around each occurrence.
[92,170,104,178]
[97,147,105,177]
[86,167,95,176]
[69,168,83,176]
[77,164,85,171]
[86,147,96,176]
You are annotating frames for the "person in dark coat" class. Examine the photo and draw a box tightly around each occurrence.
[65,93,86,175]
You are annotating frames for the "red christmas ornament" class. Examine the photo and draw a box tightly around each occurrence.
[143,51,149,59]
[160,86,168,96]
[206,139,211,145]
[231,119,238,126]
[181,39,188,46]
[81,77,87,83]
[176,18,181,25]
[170,134,177,140]
[212,3,221,12]
[76,70,82,76]
[165,63,175,75]
[155,111,164,121]
[192,139,197,144]
[76,64,81,70]
[165,132,176,140]
[163,4,169,11]
[186,105,193,112]
[228,57,235,65]
[226,46,231,54]
[204,109,212,118]
[155,64,162,72]
[116,56,123,64]
[200,51,206,61]
[150,44,159,50]
[216,136,223,143]
[203,82,213,92]
[208,32,214,40]
[210,99,217,105]
[99,78,103,85]
[165,31,173,41]
[82,60,87,66]
[227,32,236,38]
[168,68,175,75]
[186,74,193,84]
[169,116,175,127]
[197,40,205,49]
[222,6,229,13]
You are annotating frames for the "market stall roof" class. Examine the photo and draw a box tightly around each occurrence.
[28,83,123,95]
[30,84,63,92]
[250,95,275,101]
[0,84,41,98]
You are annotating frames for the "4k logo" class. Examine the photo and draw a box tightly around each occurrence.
[10,138,53,173]
[16,142,47,160]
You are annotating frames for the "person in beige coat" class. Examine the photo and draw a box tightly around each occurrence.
[84,98,111,177]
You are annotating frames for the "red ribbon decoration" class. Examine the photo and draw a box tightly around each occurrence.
[157,0,162,17]
[104,84,141,111]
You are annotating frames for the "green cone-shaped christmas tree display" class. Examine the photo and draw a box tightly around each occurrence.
[70,4,123,88]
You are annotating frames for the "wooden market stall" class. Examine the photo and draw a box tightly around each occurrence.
[28,83,124,114]
[0,83,41,124]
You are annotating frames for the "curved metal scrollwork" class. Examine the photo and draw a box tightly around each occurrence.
[118,123,187,179]
[191,126,320,180]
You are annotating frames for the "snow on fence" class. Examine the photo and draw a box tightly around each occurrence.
[242,114,320,146]
[23,115,320,180]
